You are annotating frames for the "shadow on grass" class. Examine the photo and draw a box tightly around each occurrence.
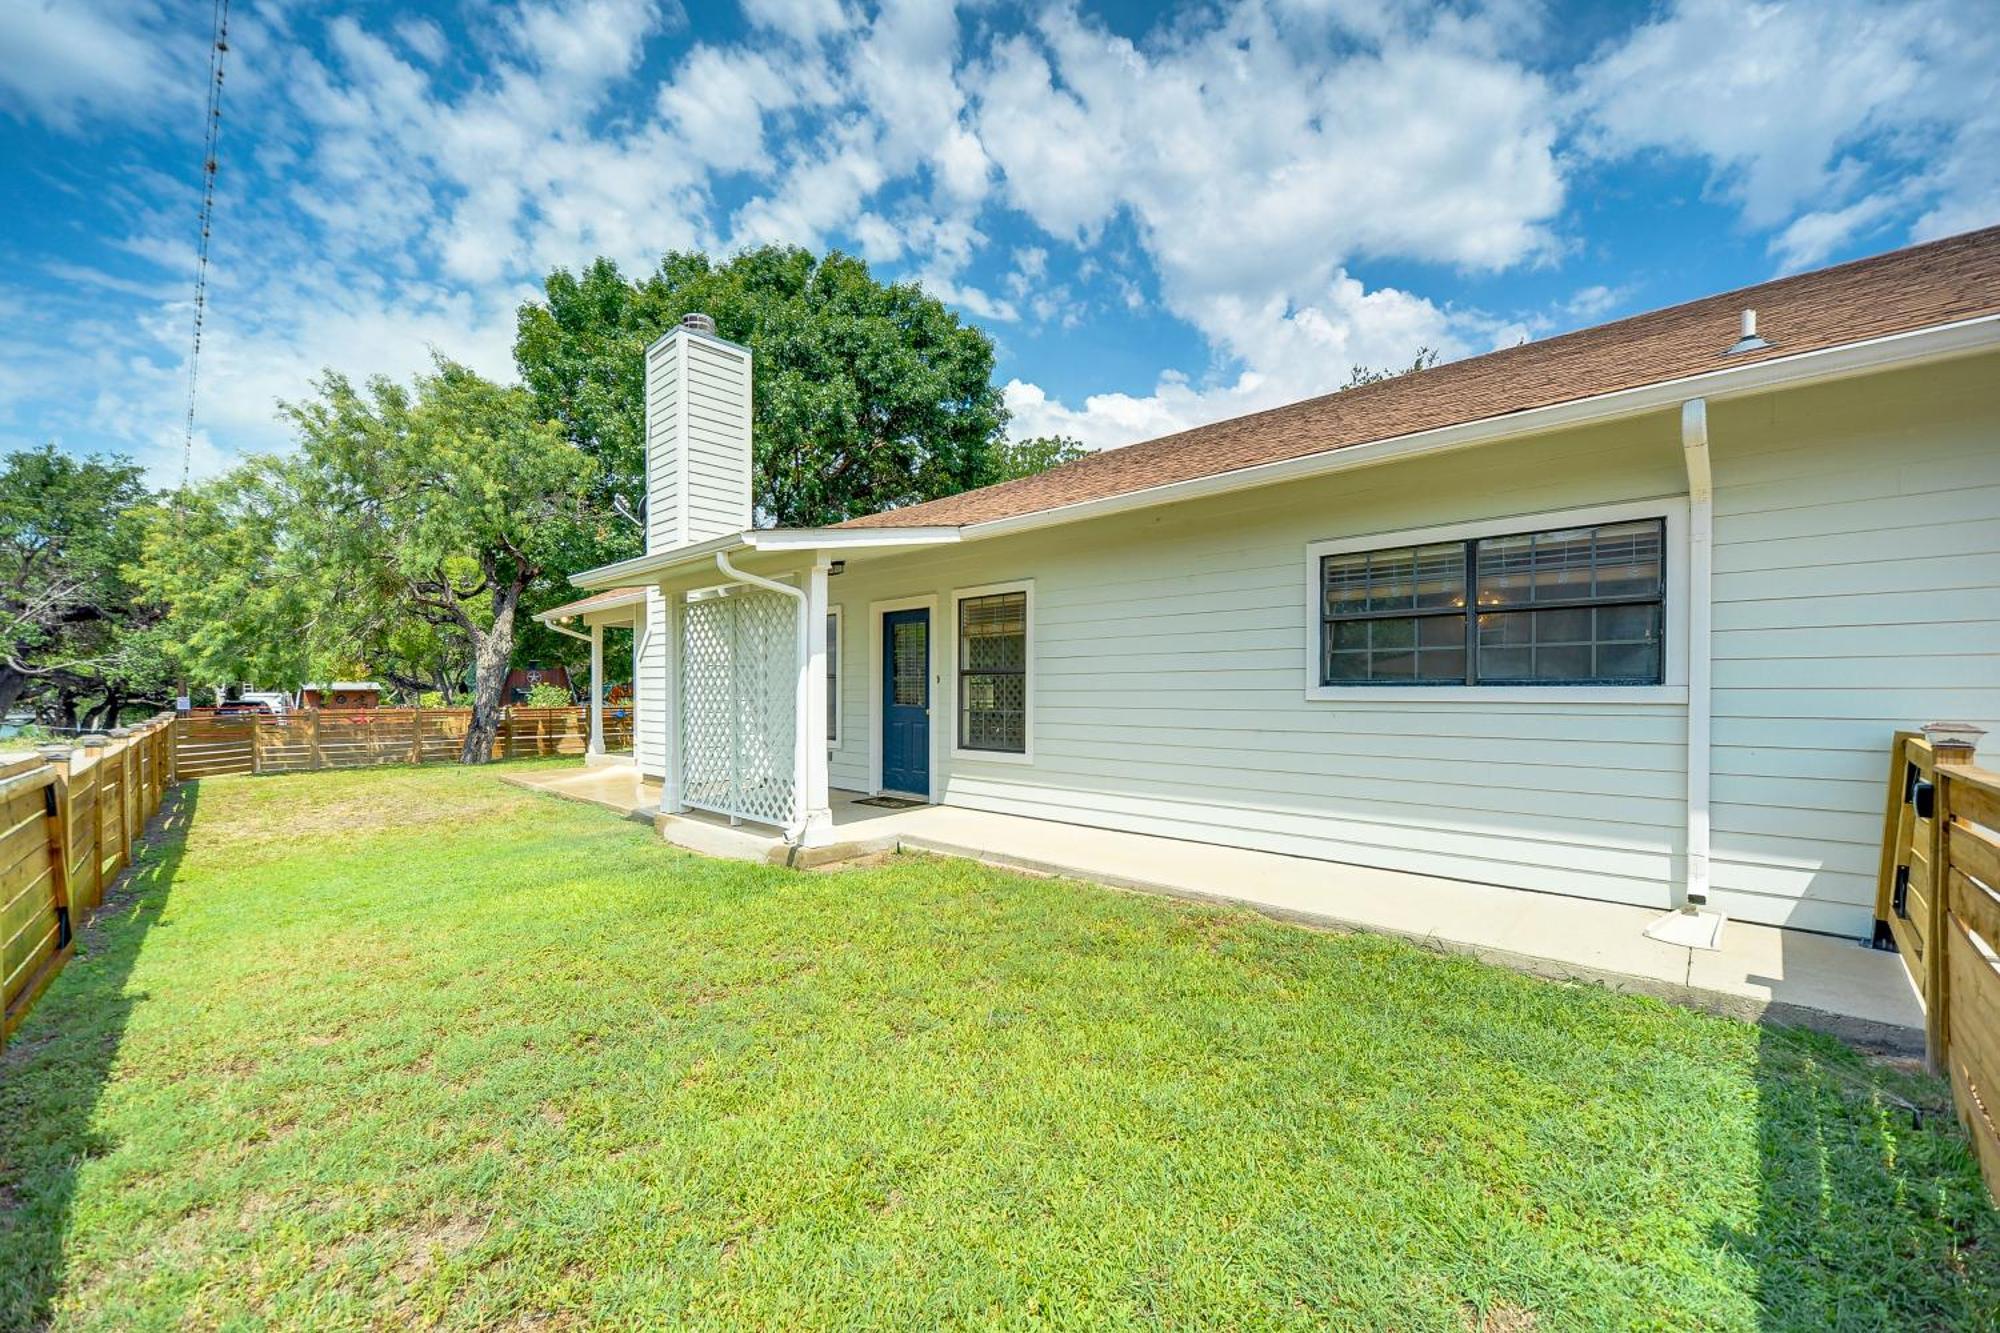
[0,781,198,1330]
[1720,1021,2000,1329]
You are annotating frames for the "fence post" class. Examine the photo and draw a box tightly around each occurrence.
[79,734,107,903]
[33,746,74,961]
[307,710,322,772]
[1924,722,1984,1073]
[108,729,135,870]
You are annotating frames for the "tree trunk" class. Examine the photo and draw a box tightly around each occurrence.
[459,583,521,764]
[0,667,26,720]
[83,690,124,731]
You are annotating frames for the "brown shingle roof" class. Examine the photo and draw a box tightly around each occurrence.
[843,225,2000,529]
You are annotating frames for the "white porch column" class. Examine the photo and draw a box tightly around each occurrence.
[795,556,834,847]
[587,623,604,756]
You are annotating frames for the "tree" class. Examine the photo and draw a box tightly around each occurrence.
[286,360,600,761]
[142,360,602,762]
[986,435,1088,483]
[1342,347,1440,390]
[0,445,169,725]
[516,246,1009,528]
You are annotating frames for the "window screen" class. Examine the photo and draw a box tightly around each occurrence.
[959,591,1027,752]
[1320,518,1665,686]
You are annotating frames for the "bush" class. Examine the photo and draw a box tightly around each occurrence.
[417,690,464,709]
[521,682,574,708]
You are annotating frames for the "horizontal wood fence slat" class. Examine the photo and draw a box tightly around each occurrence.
[172,705,630,777]
[1877,726,2000,1206]
[2,714,174,1048]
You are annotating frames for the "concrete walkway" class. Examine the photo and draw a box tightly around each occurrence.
[503,762,1925,1052]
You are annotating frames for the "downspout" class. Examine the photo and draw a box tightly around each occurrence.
[714,551,808,841]
[1680,398,1713,912]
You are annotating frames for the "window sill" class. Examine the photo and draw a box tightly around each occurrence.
[1304,684,1688,705]
[951,746,1034,765]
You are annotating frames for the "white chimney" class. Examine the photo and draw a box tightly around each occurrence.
[644,313,753,553]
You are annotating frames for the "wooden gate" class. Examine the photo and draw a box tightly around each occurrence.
[1876,725,2000,1202]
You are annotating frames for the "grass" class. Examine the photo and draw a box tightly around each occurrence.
[1,760,1996,1331]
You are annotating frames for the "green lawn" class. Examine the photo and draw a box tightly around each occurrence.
[2,761,1995,1330]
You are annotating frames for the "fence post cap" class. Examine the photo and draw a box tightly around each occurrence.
[108,726,133,737]
[78,733,110,749]
[34,742,73,761]
[1922,721,1984,763]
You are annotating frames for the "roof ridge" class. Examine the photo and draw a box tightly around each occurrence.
[839,224,2000,530]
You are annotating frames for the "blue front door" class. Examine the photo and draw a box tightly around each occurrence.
[881,608,930,795]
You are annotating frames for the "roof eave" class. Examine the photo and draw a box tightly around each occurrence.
[568,526,963,589]
[952,313,2000,541]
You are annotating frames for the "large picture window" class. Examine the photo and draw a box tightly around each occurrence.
[956,584,1030,756]
[1318,516,1667,688]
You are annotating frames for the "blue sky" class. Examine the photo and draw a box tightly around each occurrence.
[2,0,1995,484]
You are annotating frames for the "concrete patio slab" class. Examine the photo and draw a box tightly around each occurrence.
[503,763,1925,1053]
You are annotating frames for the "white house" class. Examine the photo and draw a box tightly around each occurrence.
[545,227,2000,941]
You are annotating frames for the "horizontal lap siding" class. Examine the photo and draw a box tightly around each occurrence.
[684,344,750,537]
[635,589,667,777]
[830,418,1691,912]
[1707,356,2000,936]
[645,338,681,550]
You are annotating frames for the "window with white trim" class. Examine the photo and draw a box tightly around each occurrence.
[1318,516,1667,687]
[956,585,1030,755]
[826,608,841,744]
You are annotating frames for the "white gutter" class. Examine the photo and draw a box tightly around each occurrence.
[713,550,810,841]
[572,526,961,590]
[578,312,1999,587]
[539,619,590,645]
[1680,399,1713,910]
[957,314,2000,542]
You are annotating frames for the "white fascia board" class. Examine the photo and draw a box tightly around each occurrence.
[534,590,649,625]
[745,526,962,551]
[570,526,964,588]
[956,314,2000,542]
[570,531,751,589]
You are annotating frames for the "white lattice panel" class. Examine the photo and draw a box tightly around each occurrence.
[679,590,796,827]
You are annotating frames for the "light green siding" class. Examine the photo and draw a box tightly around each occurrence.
[828,412,1693,914]
[1706,354,2000,935]
[816,352,1998,937]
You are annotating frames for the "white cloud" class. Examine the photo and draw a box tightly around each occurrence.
[0,0,182,131]
[971,1,1562,448]
[394,18,450,65]
[741,0,853,44]
[1575,0,2000,264]
[16,0,1992,486]
[1005,268,1506,449]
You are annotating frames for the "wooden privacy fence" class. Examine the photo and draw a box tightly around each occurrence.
[1878,723,2000,1204]
[2,714,176,1047]
[175,705,634,777]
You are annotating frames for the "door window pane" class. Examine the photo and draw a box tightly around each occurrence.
[892,620,926,707]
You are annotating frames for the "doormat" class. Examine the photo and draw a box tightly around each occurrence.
[852,795,925,810]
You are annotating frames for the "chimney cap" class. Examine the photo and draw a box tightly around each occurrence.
[680,312,717,336]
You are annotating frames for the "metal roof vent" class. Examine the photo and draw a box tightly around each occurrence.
[1724,308,1770,355]
[680,311,717,336]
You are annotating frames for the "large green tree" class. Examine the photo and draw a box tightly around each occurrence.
[0,445,170,727]
[988,435,1088,483]
[143,360,602,762]
[516,246,1010,530]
